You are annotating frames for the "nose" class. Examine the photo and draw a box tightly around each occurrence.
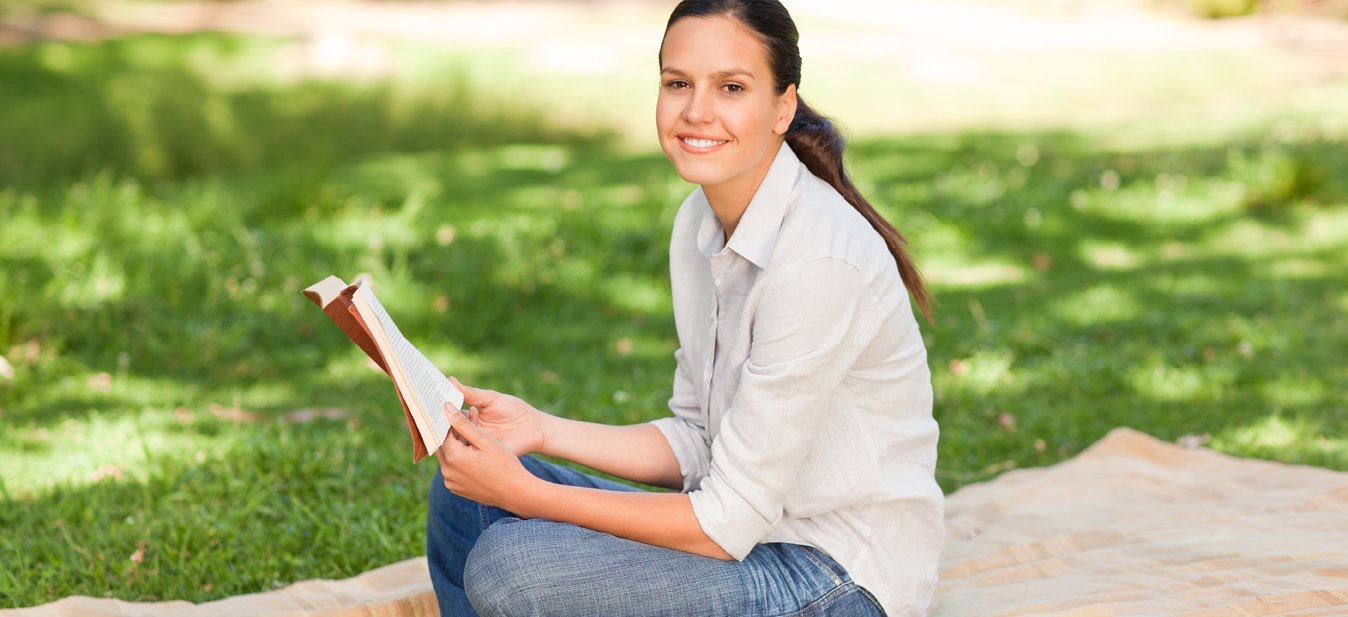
[682,87,714,125]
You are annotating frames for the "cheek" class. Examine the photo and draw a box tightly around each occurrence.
[720,107,766,142]
[655,95,678,133]
[654,98,682,161]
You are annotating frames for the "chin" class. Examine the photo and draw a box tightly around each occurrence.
[674,167,725,188]
[660,141,716,184]
[667,156,724,187]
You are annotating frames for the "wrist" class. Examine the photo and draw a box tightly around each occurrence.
[534,410,560,456]
[508,473,556,519]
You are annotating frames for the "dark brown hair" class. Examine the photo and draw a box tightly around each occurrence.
[662,0,934,320]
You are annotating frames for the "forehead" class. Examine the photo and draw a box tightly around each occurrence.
[660,15,771,73]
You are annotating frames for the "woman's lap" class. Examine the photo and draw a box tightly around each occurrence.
[427,456,883,617]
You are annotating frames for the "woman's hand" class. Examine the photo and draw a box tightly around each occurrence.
[449,376,547,457]
[436,403,537,511]
[435,404,728,560]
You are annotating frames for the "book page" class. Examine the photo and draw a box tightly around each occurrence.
[350,285,461,452]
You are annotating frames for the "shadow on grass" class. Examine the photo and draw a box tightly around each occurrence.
[2,31,1347,608]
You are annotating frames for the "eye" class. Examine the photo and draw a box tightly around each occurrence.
[723,83,744,94]
[664,80,690,90]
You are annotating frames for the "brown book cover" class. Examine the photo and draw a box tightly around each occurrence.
[303,276,431,462]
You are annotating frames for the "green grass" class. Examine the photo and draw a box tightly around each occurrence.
[2,31,1347,607]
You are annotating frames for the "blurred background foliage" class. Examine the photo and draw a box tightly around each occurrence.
[1,0,1346,608]
[1181,0,1348,19]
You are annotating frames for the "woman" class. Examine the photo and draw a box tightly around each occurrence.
[426,1,943,615]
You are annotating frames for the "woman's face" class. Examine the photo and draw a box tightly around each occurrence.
[657,15,796,194]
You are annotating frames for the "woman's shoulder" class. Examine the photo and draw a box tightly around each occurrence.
[761,170,917,321]
[775,172,891,274]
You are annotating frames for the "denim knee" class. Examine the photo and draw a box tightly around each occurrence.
[464,518,528,616]
[466,517,595,617]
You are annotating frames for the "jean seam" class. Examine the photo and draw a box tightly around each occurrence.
[776,581,853,617]
[476,503,492,532]
[857,584,887,615]
[799,546,845,587]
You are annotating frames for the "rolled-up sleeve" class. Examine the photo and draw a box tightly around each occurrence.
[688,258,878,559]
[650,347,712,492]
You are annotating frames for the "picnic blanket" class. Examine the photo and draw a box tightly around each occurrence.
[9,427,1347,616]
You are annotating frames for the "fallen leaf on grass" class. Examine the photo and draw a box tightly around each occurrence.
[13,340,41,364]
[90,465,125,483]
[282,408,350,423]
[209,404,260,423]
[433,294,451,313]
[1177,433,1210,449]
[997,412,1017,432]
[85,372,112,393]
[0,355,13,380]
[948,359,969,377]
[209,405,351,424]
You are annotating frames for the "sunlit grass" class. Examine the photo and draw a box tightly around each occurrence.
[1215,415,1348,468]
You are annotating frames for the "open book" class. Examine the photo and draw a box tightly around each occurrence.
[303,276,463,462]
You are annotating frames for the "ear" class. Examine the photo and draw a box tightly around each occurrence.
[773,84,797,135]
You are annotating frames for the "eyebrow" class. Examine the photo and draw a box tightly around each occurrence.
[660,67,756,81]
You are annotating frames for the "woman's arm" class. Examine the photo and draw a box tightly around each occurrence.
[538,415,684,491]
[451,378,684,490]
[437,408,732,560]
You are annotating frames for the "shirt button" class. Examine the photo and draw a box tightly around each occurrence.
[714,278,721,287]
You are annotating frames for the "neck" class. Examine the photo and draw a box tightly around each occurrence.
[703,140,783,242]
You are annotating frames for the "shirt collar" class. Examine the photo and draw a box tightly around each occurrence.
[694,142,803,267]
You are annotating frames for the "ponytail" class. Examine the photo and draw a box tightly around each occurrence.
[787,97,934,321]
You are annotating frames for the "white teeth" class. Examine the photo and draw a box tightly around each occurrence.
[682,137,726,149]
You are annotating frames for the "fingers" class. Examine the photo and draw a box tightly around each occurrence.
[449,376,493,407]
[433,433,456,465]
[442,404,464,444]
[444,402,486,447]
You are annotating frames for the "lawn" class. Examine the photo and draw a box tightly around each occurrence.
[1,31,1346,607]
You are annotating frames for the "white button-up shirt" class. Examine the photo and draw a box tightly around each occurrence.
[651,143,944,617]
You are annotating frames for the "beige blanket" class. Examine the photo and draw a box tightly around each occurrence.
[9,428,1347,616]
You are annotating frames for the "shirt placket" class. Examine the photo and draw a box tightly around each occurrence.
[704,251,731,415]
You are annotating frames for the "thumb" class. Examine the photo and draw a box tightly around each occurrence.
[449,376,493,408]
[445,403,486,447]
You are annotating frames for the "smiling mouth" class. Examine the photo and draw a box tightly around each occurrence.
[680,137,728,149]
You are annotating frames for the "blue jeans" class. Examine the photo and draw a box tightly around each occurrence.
[427,456,886,617]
